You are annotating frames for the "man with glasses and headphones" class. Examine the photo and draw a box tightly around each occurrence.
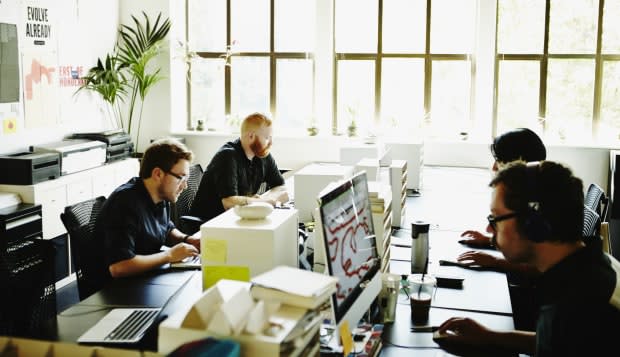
[97,138,200,278]
[435,161,620,356]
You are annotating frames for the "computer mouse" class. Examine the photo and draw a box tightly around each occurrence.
[233,202,274,219]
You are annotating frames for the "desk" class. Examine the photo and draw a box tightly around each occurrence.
[55,269,198,350]
[389,230,512,315]
[381,303,515,356]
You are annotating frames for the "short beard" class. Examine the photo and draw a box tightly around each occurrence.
[251,138,271,158]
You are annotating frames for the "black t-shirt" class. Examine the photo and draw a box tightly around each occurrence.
[189,138,285,221]
[96,177,175,266]
[535,244,620,356]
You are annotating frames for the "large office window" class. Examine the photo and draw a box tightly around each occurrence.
[184,0,620,144]
[496,0,620,143]
[335,0,476,139]
[187,0,315,133]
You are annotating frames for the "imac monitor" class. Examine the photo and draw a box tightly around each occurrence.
[318,171,381,325]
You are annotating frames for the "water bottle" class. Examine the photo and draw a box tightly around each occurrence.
[411,221,430,274]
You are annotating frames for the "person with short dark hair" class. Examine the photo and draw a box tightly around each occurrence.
[436,161,620,356]
[459,128,547,248]
[97,138,200,278]
[189,112,288,222]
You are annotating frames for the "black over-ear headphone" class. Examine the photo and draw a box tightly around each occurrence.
[520,162,552,242]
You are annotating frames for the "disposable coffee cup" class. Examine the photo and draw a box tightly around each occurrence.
[407,275,436,323]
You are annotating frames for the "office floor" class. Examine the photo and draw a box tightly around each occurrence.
[56,165,492,312]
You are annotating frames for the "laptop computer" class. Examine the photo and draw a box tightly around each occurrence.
[170,254,201,269]
[77,308,161,344]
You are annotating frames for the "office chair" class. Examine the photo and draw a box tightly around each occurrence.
[173,163,204,234]
[582,205,603,251]
[585,183,608,222]
[0,238,56,338]
[60,196,109,300]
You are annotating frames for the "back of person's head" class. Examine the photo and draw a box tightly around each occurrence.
[490,161,583,243]
[140,138,193,179]
[241,112,272,134]
[491,128,546,164]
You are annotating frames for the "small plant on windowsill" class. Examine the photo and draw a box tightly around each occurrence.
[346,106,358,137]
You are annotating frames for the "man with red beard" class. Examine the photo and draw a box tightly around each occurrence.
[97,138,200,279]
[190,112,289,223]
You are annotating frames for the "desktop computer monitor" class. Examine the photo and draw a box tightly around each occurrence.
[317,171,381,329]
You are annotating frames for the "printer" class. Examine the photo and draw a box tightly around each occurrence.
[69,129,134,162]
[33,139,107,175]
[0,150,60,185]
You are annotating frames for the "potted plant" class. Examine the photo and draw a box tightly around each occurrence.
[77,12,171,154]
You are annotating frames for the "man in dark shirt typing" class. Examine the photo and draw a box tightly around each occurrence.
[190,112,289,222]
[97,138,200,278]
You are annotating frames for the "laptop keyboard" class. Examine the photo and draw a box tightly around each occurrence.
[105,309,159,342]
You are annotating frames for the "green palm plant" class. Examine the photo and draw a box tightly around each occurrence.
[77,11,170,152]
[117,11,171,149]
[77,53,128,129]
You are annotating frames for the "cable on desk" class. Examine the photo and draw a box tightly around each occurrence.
[382,339,443,350]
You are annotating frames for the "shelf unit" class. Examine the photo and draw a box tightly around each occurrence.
[0,158,139,288]
[390,160,408,228]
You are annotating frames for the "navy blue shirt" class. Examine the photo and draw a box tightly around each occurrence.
[535,244,620,356]
[97,177,175,265]
[189,138,284,221]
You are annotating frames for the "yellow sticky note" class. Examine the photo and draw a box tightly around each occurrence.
[203,265,250,290]
[204,239,227,264]
[3,118,17,134]
[339,320,353,356]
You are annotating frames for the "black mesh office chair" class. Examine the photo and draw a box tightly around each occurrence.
[60,196,109,300]
[585,183,608,222]
[0,238,56,338]
[583,205,601,238]
[174,163,204,234]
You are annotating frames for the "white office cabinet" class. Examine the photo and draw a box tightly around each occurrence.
[201,208,299,285]
[293,163,354,222]
[0,158,139,240]
[390,160,408,227]
[384,141,424,191]
[355,158,380,182]
[340,142,388,166]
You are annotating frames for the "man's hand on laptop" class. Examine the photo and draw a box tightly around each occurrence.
[168,243,199,263]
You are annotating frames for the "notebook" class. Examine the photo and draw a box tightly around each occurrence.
[77,308,161,344]
[170,255,201,269]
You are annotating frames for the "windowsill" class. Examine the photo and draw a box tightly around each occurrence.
[171,129,620,150]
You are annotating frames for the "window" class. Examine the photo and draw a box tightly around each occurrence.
[182,0,620,144]
[496,0,620,143]
[187,0,315,133]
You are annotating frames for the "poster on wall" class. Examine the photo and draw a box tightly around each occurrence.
[22,53,59,128]
[21,0,59,128]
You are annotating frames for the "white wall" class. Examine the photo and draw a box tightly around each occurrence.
[0,0,119,154]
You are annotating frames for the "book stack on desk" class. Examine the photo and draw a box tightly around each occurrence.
[367,182,393,271]
[249,265,338,310]
[158,274,329,357]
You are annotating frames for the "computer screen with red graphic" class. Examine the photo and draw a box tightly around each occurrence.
[318,171,380,324]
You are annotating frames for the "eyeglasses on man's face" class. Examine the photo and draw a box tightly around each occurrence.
[487,212,519,230]
[165,170,189,184]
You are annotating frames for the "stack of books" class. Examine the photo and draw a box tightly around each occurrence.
[367,181,392,214]
[250,265,338,310]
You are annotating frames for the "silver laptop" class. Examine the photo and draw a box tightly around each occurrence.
[170,255,201,269]
[77,308,161,344]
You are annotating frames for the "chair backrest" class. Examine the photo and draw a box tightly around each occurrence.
[173,163,204,226]
[585,183,608,221]
[583,204,601,238]
[60,196,108,300]
[0,238,56,338]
